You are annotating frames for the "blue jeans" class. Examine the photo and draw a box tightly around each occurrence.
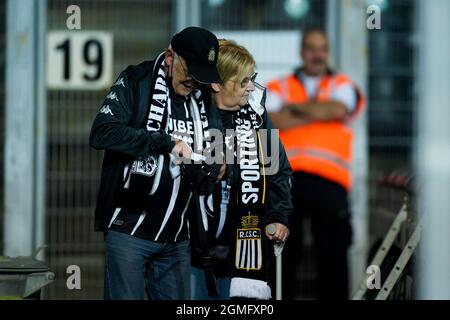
[190,266,230,300]
[104,230,190,300]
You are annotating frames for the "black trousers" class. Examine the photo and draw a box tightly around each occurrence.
[283,172,353,300]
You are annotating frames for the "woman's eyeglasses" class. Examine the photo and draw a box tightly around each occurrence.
[236,72,258,88]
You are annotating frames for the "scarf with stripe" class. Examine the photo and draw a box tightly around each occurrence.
[228,85,272,299]
[121,51,210,214]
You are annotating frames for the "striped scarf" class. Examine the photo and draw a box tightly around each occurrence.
[122,52,210,212]
[229,86,273,299]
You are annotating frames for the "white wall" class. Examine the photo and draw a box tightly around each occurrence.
[416,0,450,300]
[214,30,301,86]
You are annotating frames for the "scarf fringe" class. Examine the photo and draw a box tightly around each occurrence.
[229,277,272,300]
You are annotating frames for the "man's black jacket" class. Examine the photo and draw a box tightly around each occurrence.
[89,59,221,232]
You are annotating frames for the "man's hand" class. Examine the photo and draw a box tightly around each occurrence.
[265,223,290,243]
[171,140,192,163]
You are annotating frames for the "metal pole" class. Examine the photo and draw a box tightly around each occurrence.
[416,0,450,300]
[334,0,369,296]
[267,224,283,300]
[34,0,48,260]
[275,254,282,300]
[326,0,341,70]
[175,0,201,33]
[4,0,37,257]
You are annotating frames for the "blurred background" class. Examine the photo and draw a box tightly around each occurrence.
[0,0,449,299]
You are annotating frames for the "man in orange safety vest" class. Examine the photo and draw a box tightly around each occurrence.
[266,28,366,300]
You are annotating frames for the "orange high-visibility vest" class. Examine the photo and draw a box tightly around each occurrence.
[267,73,366,190]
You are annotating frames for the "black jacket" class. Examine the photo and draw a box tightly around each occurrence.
[191,98,293,276]
[89,59,220,233]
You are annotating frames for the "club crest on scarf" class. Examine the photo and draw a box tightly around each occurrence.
[235,212,262,271]
[131,155,158,177]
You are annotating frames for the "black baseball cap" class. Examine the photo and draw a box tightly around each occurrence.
[171,26,221,84]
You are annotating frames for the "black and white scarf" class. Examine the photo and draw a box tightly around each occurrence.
[122,52,211,211]
[222,85,273,299]
[194,84,273,299]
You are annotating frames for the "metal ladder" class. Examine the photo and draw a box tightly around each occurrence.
[352,199,421,300]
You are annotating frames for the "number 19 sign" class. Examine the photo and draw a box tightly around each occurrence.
[47,31,113,90]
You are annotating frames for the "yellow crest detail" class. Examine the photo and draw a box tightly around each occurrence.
[241,213,259,229]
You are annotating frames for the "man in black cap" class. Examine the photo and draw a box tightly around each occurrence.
[90,26,222,300]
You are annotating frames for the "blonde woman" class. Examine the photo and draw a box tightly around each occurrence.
[190,40,293,300]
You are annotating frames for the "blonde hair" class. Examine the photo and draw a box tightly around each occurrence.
[217,39,255,86]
